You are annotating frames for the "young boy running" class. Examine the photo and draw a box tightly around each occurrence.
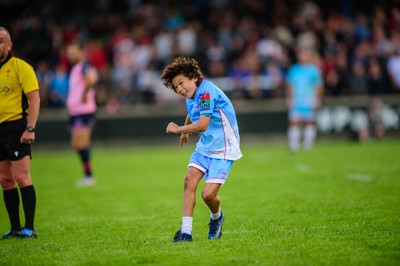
[161,57,242,243]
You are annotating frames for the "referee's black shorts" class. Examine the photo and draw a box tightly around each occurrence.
[0,118,31,161]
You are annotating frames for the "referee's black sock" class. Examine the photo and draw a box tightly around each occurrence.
[3,188,21,231]
[20,185,36,230]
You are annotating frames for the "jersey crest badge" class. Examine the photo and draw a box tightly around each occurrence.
[199,92,210,111]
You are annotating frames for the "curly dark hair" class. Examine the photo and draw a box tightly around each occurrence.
[161,56,204,92]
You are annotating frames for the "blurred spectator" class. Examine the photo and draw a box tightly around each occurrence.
[387,7,400,31]
[354,14,371,43]
[349,62,368,95]
[256,34,286,65]
[176,22,198,56]
[163,7,184,30]
[325,70,344,96]
[321,49,336,81]
[85,39,109,71]
[352,109,370,142]
[387,46,400,93]
[35,60,54,108]
[352,97,387,142]
[226,57,250,100]
[204,37,227,77]
[369,98,386,140]
[153,28,174,66]
[111,37,135,105]
[48,63,69,108]
[135,62,158,104]
[372,25,392,57]
[334,47,351,95]
[95,64,114,109]
[264,61,285,98]
[245,67,265,100]
[367,58,389,95]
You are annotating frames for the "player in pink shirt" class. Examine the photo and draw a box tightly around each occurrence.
[66,42,98,186]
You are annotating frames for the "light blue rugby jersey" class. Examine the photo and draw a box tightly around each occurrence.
[186,80,242,161]
[286,64,323,109]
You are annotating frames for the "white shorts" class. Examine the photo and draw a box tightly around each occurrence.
[188,151,234,184]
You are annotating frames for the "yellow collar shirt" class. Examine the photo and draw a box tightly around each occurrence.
[0,56,39,123]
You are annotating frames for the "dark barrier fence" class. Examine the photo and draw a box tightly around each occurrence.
[36,95,400,144]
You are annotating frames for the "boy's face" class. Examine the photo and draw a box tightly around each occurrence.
[172,74,198,99]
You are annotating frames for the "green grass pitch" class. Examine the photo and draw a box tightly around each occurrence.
[0,138,399,265]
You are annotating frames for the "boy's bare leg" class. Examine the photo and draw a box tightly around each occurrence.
[202,183,221,213]
[182,167,203,217]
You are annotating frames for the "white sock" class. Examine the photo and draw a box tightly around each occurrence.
[288,126,301,152]
[181,216,193,235]
[210,209,221,220]
[303,125,316,150]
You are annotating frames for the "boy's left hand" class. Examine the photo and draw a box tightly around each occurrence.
[180,133,189,147]
[166,122,179,134]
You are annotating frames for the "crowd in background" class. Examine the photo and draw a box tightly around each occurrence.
[1,0,400,111]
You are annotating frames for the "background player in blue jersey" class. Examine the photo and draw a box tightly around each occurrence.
[161,57,242,243]
[286,48,323,152]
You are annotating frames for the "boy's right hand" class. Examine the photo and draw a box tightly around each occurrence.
[166,122,179,133]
